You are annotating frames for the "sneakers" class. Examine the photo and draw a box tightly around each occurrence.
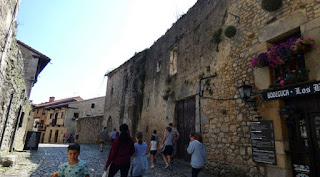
[164,163,170,169]
[150,164,155,168]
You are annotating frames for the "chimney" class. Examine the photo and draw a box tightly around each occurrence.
[49,97,55,102]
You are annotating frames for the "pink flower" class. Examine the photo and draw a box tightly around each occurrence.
[278,77,281,80]
[280,80,285,85]
[291,70,296,73]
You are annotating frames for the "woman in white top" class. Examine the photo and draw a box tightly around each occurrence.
[149,135,157,168]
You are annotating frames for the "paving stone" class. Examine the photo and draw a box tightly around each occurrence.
[0,143,213,177]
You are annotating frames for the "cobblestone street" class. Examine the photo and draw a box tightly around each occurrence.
[0,144,211,177]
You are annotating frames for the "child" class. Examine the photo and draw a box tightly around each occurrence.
[187,133,206,177]
[161,127,173,169]
[149,135,157,168]
[55,143,90,177]
[131,132,148,177]
[152,130,158,142]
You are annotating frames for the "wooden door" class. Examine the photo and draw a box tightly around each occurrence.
[286,94,320,177]
[176,97,196,161]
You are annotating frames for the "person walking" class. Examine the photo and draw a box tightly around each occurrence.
[149,135,157,168]
[168,123,180,158]
[161,127,173,169]
[104,124,134,177]
[152,130,158,142]
[63,134,66,144]
[110,128,118,144]
[131,132,148,177]
[187,133,206,177]
[99,127,108,152]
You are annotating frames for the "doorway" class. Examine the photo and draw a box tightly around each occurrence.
[176,96,196,161]
[54,130,59,143]
[286,95,320,177]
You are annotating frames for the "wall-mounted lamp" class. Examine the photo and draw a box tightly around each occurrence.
[237,82,257,111]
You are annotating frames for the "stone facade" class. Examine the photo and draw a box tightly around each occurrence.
[67,96,105,136]
[104,52,146,137]
[0,39,33,154]
[33,97,83,144]
[105,0,320,176]
[67,96,105,143]
[75,115,104,144]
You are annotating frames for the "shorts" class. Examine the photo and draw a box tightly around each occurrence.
[150,150,157,155]
[163,145,173,156]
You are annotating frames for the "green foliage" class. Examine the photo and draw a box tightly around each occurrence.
[224,26,237,38]
[261,0,283,12]
[162,88,174,101]
[212,28,222,52]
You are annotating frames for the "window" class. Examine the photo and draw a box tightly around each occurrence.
[156,61,162,72]
[111,87,114,95]
[61,112,64,118]
[55,113,58,119]
[37,109,39,114]
[169,49,178,75]
[50,113,53,119]
[18,112,25,127]
[42,109,46,115]
[74,113,79,118]
[91,103,95,109]
[271,34,307,86]
[40,120,44,126]
[146,98,150,107]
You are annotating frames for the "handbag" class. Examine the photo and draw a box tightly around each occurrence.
[96,137,99,142]
[160,144,166,152]
[102,171,107,177]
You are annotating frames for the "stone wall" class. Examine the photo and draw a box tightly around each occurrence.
[105,0,320,176]
[0,38,31,154]
[67,96,105,136]
[104,51,147,137]
[76,116,103,144]
[0,0,20,72]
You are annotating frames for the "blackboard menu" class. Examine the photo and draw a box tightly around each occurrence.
[250,121,277,164]
[23,131,41,151]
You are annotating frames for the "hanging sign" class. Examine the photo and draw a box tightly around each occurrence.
[250,120,277,164]
[262,82,320,100]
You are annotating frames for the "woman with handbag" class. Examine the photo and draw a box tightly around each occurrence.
[160,127,173,169]
[104,124,135,177]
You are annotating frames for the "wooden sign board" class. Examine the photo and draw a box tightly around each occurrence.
[23,131,41,151]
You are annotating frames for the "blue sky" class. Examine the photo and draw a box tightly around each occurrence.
[17,0,197,104]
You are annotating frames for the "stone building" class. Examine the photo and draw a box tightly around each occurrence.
[33,96,83,143]
[104,0,320,176]
[67,96,105,144]
[0,0,50,154]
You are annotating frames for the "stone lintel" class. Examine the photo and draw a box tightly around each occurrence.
[259,9,307,43]
[249,42,271,56]
[300,16,320,33]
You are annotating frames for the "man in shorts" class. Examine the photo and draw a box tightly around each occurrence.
[98,127,108,152]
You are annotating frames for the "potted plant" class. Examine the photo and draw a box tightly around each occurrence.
[279,105,301,124]
[291,37,315,54]
[250,52,269,68]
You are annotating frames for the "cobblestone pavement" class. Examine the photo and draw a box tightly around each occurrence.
[0,144,212,177]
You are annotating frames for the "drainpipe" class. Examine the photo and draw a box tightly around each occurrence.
[198,72,217,134]
[0,93,14,150]
[9,105,22,152]
[198,80,202,133]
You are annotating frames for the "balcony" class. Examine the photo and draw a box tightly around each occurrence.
[57,118,64,126]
